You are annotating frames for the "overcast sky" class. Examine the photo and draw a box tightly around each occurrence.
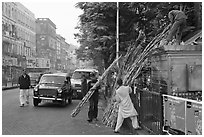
[18,0,83,47]
[7,0,194,47]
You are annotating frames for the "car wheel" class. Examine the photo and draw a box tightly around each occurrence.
[33,99,39,106]
[68,98,72,104]
[61,98,67,106]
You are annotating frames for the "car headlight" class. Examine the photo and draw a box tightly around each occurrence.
[58,88,62,93]
[34,86,38,91]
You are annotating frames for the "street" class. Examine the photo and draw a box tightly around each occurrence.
[2,88,120,135]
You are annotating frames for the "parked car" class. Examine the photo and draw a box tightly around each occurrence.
[33,73,73,106]
[71,68,99,99]
[28,72,42,87]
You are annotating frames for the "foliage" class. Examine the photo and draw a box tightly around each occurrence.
[74,2,202,71]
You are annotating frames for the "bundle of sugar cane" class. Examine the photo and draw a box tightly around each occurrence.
[101,30,146,128]
[102,101,119,128]
[71,55,122,117]
[102,73,121,128]
[102,24,171,128]
[123,30,146,69]
[123,24,171,84]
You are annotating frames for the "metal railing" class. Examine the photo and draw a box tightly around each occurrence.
[135,89,164,135]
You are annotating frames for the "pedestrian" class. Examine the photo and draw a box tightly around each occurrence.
[87,73,100,123]
[18,68,31,107]
[37,73,43,83]
[81,74,88,97]
[166,5,187,44]
[62,75,73,95]
[113,78,140,133]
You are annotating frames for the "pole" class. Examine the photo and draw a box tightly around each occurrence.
[116,2,119,66]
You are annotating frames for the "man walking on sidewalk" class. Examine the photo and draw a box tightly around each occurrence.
[18,68,31,107]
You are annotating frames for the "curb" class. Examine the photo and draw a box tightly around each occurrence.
[2,86,19,90]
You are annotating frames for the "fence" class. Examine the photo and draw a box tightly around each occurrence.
[133,89,164,135]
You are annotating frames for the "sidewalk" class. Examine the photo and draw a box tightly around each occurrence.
[97,101,151,135]
[2,82,18,90]
[74,101,150,135]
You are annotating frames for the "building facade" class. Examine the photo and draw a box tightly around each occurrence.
[2,2,36,85]
[56,34,71,72]
[36,18,57,72]
[56,34,62,71]
[2,3,77,86]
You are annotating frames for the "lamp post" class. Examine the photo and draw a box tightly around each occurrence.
[116,2,119,66]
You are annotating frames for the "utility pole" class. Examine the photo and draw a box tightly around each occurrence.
[116,2,119,66]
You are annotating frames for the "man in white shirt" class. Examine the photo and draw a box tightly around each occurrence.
[113,78,140,133]
[18,69,31,107]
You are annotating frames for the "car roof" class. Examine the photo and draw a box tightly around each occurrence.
[74,69,98,73]
[42,73,67,77]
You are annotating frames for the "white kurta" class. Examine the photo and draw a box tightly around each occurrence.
[116,86,138,118]
[114,85,139,132]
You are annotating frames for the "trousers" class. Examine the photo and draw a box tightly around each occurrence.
[88,95,98,120]
[115,112,139,132]
[19,89,29,105]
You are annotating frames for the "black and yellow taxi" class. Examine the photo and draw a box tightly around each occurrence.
[33,73,73,106]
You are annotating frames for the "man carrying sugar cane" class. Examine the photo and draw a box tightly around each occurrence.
[87,73,100,123]
[166,5,187,44]
[113,78,140,133]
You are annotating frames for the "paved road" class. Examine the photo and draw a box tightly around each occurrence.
[2,88,133,135]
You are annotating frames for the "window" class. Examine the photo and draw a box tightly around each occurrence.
[2,3,4,14]
[8,5,10,17]
[40,76,65,84]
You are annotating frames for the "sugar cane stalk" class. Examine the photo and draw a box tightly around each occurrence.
[71,55,122,117]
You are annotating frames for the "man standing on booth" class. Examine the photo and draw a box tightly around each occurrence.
[166,5,187,44]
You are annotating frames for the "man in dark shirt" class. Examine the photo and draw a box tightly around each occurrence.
[87,73,100,122]
[81,74,88,98]
[62,76,71,92]
[18,68,31,107]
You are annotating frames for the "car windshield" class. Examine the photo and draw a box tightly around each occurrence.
[40,76,65,84]
[72,72,91,79]
[28,73,40,78]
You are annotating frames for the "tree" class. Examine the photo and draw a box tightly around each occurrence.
[75,2,117,71]
[75,2,202,72]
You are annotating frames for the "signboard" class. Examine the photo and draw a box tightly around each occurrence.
[2,56,18,66]
[164,96,185,133]
[163,95,202,135]
[26,57,50,68]
[186,102,202,135]
[27,57,36,68]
